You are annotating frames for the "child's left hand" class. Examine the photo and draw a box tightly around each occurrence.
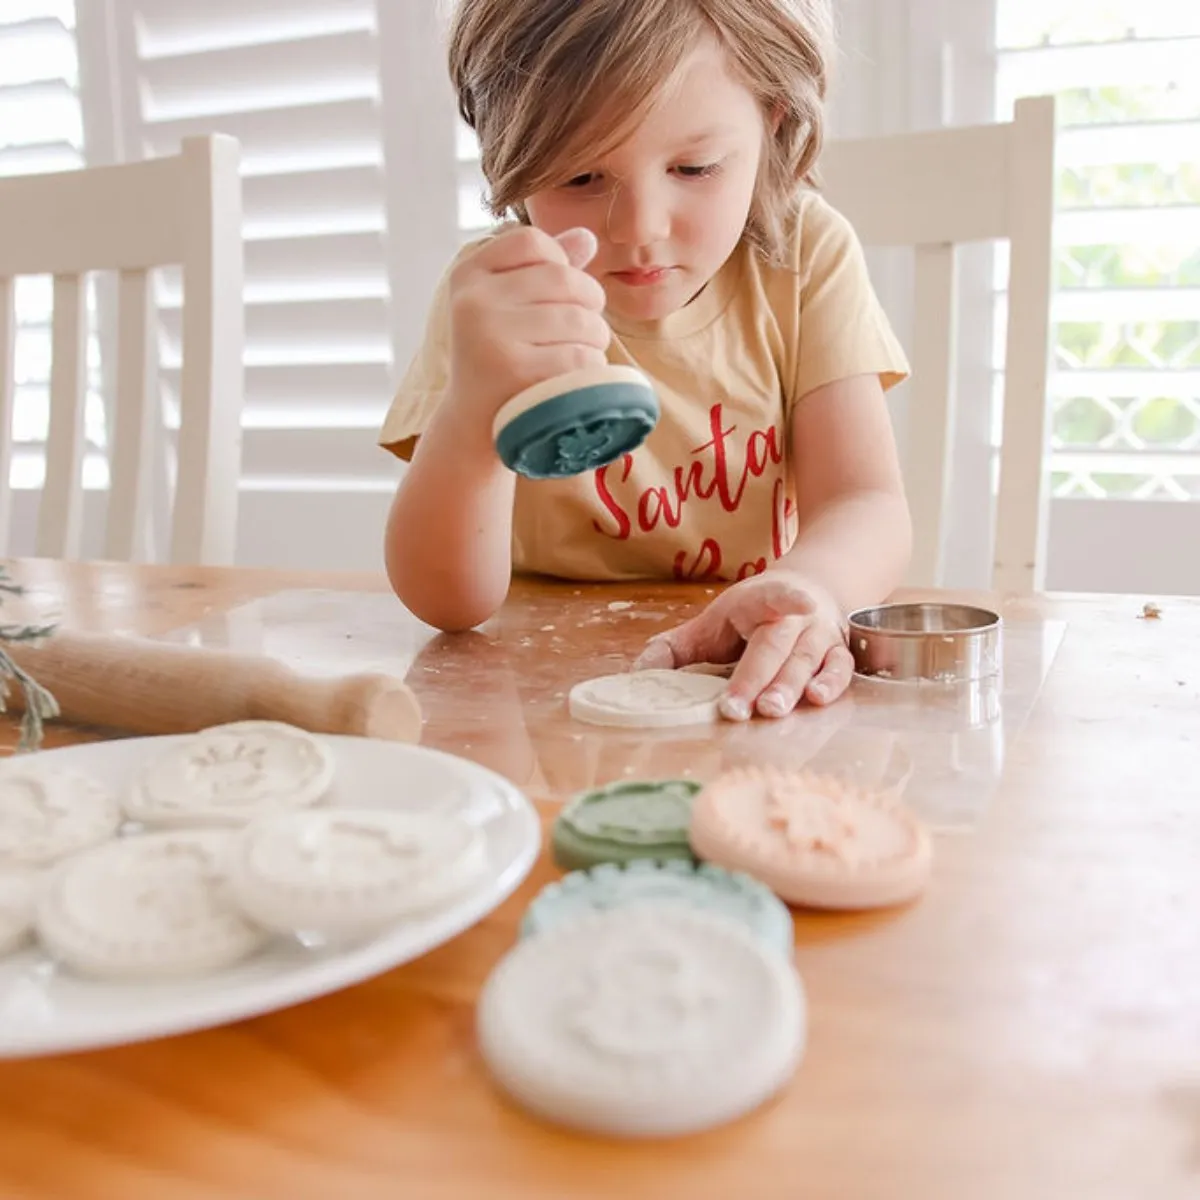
[633,572,853,720]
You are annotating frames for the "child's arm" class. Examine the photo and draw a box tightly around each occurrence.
[383,227,609,632]
[776,371,912,611]
[384,398,518,632]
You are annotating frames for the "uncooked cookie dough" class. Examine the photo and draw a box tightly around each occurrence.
[567,669,728,729]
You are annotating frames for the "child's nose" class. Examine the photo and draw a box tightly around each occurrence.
[606,181,671,247]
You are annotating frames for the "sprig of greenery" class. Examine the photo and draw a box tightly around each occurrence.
[0,566,60,752]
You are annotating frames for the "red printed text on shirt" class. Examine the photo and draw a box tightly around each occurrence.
[591,403,795,580]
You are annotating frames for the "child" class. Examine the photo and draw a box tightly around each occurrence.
[378,0,912,721]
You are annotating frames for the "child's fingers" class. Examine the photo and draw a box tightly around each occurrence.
[633,575,820,677]
[719,616,807,721]
[501,260,609,310]
[632,635,679,670]
[805,644,855,706]
[555,227,599,269]
[754,629,829,718]
[633,616,738,671]
[723,575,817,641]
[467,225,596,281]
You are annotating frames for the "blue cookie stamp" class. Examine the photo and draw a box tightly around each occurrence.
[492,365,659,480]
[519,858,795,958]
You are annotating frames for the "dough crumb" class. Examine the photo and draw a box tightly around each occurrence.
[1139,602,1163,620]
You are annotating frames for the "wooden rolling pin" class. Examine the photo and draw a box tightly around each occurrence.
[4,629,423,743]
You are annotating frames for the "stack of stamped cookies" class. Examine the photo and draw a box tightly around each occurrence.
[475,665,933,1138]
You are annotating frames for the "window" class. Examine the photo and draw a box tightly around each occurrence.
[997,0,1200,502]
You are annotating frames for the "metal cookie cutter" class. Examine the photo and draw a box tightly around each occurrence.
[847,602,1002,683]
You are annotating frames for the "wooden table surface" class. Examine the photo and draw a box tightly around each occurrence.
[1,558,1197,1200]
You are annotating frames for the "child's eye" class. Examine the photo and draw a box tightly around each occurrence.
[674,163,721,179]
[564,173,602,189]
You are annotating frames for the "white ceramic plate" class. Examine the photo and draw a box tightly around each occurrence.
[0,734,541,1059]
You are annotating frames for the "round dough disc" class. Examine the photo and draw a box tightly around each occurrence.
[567,669,727,729]
[35,830,266,980]
[125,721,336,828]
[0,868,39,957]
[226,808,486,940]
[478,904,805,1138]
[0,761,122,868]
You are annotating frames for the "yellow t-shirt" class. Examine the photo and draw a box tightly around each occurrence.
[378,190,909,582]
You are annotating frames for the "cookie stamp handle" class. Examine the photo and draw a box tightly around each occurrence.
[5,630,422,743]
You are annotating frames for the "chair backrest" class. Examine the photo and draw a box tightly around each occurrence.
[0,135,244,566]
[819,95,1057,594]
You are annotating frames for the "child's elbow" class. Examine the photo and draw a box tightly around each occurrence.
[384,540,503,634]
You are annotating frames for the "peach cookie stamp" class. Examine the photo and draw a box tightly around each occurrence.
[35,830,266,980]
[567,669,727,729]
[227,808,486,941]
[125,720,336,828]
[477,904,805,1138]
[0,760,121,868]
[689,767,932,910]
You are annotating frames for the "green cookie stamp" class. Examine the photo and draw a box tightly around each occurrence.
[520,859,795,958]
[550,778,701,871]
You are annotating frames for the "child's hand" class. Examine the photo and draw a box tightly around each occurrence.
[633,573,854,720]
[445,225,611,430]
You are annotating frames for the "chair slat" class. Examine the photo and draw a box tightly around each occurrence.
[171,135,244,566]
[993,98,1058,595]
[105,269,156,562]
[904,243,959,588]
[36,274,87,560]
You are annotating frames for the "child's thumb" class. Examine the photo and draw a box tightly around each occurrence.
[555,227,598,269]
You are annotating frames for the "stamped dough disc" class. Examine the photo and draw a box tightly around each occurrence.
[125,721,336,828]
[551,778,700,870]
[227,808,488,939]
[567,670,727,729]
[478,904,805,1138]
[520,859,795,958]
[0,760,122,868]
[35,830,266,980]
[689,766,933,910]
[0,868,39,957]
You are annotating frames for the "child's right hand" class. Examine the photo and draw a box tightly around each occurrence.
[444,225,612,433]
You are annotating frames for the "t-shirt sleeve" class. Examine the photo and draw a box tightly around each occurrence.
[377,263,453,463]
[791,192,910,408]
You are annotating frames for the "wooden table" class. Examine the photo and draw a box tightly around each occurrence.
[1,559,1197,1200]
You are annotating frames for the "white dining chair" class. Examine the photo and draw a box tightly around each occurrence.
[820,94,1057,594]
[0,135,244,566]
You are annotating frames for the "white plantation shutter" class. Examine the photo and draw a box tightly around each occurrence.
[1,0,108,550]
[72,0,461,568]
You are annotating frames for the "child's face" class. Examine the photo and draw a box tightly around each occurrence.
[524,35,766,324]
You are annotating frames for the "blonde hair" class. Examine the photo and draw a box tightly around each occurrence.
[448,0,835,264]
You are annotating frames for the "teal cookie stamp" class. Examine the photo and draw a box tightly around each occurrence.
[520,859,795,958]
[491,364,659,480]
[551,778,701,871]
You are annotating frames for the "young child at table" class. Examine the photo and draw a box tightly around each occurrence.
[378,0,912,721]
